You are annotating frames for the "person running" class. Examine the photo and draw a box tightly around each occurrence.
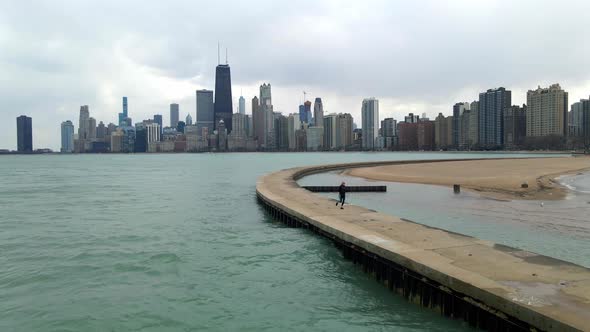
[336,182,346,209]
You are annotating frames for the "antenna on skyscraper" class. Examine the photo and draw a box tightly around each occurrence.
[217,42,220,65]
[225,48,228,64]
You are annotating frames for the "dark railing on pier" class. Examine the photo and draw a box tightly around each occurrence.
[302,185,387,193]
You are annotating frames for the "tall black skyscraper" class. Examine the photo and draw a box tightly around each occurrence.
[16,115,33,152]
[214,64,233,132]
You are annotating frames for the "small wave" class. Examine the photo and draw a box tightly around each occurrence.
[148,253,182,263]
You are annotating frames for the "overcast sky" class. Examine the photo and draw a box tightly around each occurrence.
[1,0,589,150]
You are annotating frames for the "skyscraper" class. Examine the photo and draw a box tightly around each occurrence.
[214,64,233,132]
[170,103,180,128]
[452,102,470,148]
[87,117,97,140]
[313,98,324,128]
[78,105,90,140]
[304,101,312,124]
[61,120,74,153]
[299,105,306,124]
[239,95,246,115]
[252,96,263,143]
[478,87,511,148]
[336,113,354,149]
[197,89,215,135]
[361,98,379,150]
[119,97,128,126]
[526,84,568,137]
[185,113,193,126]
[16,115,33,152]
[259,84,274,148]
[504,105,527,150]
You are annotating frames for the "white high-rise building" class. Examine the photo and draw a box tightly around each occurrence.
[61,120,75,153]
[361,98,379,150]
[185,114,193,126]
[239,96,246,115]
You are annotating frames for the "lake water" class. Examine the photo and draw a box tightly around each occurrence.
[0,152,570,331]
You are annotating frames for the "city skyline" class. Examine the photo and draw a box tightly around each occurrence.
[1,1,590,150]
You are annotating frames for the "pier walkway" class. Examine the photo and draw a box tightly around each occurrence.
[256,160,590,332]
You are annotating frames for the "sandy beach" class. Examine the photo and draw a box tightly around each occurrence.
[345,156,590,200]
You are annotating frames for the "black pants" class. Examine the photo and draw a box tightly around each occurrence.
[339,194,345,205]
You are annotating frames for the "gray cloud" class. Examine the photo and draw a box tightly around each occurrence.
[1,0,589,149]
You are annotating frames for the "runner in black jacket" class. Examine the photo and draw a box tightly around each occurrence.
[336,182,346,209]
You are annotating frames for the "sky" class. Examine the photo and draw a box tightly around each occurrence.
[1,0,590,150]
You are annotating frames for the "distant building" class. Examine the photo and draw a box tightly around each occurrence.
[323,114,337,149]
[569,100,586,137]
[453,102,470,148]
[61,120,74,153]
[176,121,186,134]
[381,118,397,138]
[135,123,147,152]
[298,104,306,124]
[16,115,33,152]
[87,117,97,140]
[170,103,180,128]
[252,96,263,144]
[214,64,233,132]
[239,95,246,115]
[110,130,123,153]
[404,113,419,123]
[118,97,128,126]
[361,98,379,150]
[146,123,161,144]
[526,84,568,138]
[336,113,354,149]
[153,114,163,139]
[287,113,301,151]
[479,87,511,148]
[504,105,527,150]
[197,89,215,135]
[313,98,324,128]
[216,120,228,151]
[274,114,289,151]
[185,113,193,126]
[96,121,106,140]
[417,121,435,150]
[232,113,249,138]
[435,113,453,150]
[398,122,418,150]
[78,105,90,142]
[295,128,307,151]
[304,101,312,125]
[468,101,479,148]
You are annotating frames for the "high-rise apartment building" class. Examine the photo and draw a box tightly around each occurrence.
[16,115,33,152]
[196,89,214,135]
[153,114,163,139]
[479,87,511,148]
[214,64,233,132]
[452,102,470,148]
[274,115,289,151]
[569,100,586,137]
[239,95,246,115]
[170,103,180,128]
[61,120,74,153]
[504,105,527,150]
[252,96,263,144]
[232,113,248,138]
[336,113,354,149]
[468,101,479,148]
[526,84,568,137]
[361,98,379,150]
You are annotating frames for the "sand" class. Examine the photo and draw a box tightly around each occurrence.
[345,156,590,200]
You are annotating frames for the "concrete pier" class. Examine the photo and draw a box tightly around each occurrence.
[302,185,387,192]
[256,159,590,332]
